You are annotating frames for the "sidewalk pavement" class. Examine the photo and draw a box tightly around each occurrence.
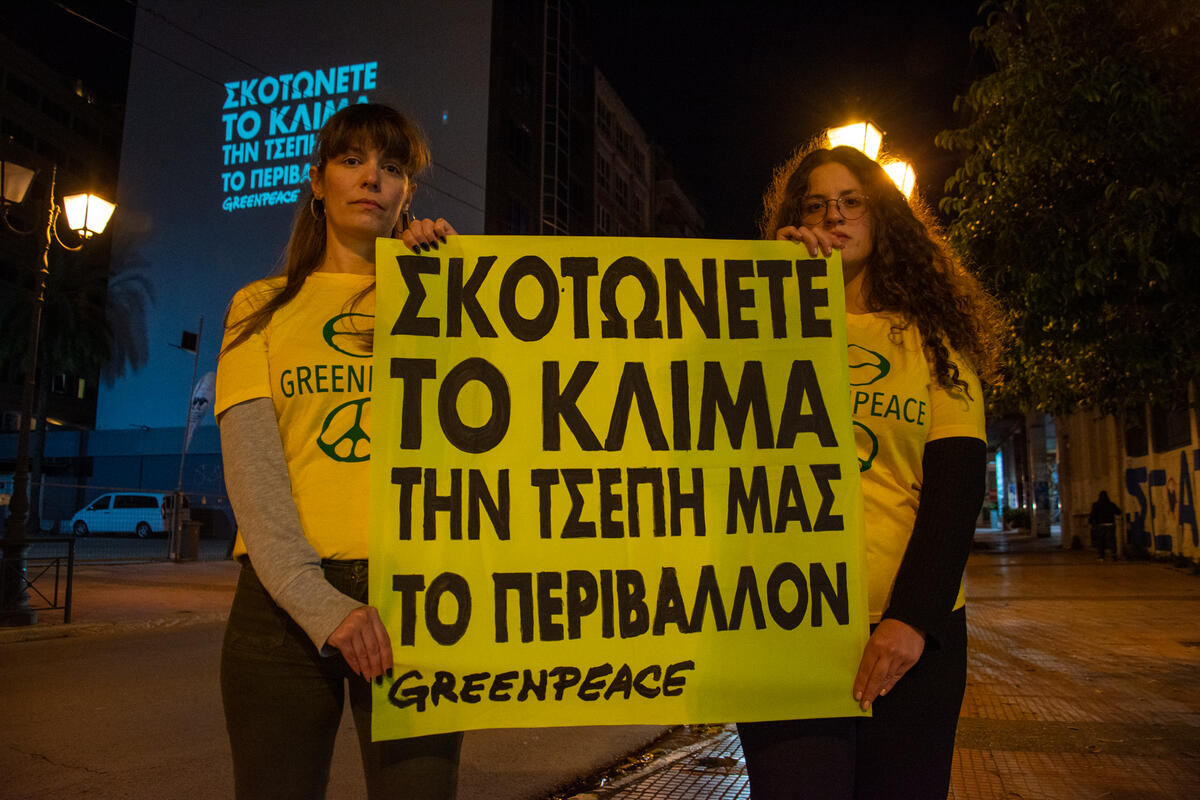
[563,531,1200,800]
[0,558,240,644]
[4,532,1200,799]
[0,557,670,800]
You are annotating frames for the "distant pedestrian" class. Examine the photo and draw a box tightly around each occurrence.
[1089,491,1121,561]
[740,142,1000,799]
[215,103,461,799]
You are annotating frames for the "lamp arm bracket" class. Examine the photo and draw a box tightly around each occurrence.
[1,205,36,236]
[50,207,82,251]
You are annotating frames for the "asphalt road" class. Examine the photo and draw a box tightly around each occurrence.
[0,622,666,799]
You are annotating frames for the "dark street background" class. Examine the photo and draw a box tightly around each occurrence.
[0,617,667,799]
[4,537,1199,799]
[13,0,985,238]
[591,0,984,235]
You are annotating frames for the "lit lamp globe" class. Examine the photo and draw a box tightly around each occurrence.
[827,121,883,161]
[2,161,36,205]
[881,160,916,199]
[62,192,117,237]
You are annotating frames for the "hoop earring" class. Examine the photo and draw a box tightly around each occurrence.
[310,196,325,221]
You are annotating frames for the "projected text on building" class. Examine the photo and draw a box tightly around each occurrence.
[219,61,378,212]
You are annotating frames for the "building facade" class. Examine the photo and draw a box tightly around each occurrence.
[4,0,703,535]
[0,31,125,434]
[593,70,652,236]
[1056,386,1198,562]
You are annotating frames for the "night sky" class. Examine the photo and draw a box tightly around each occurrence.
[591,0,988,237]
[9,0,135,107]
[15,0,987,238]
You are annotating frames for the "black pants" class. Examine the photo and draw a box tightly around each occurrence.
[221,560,463,800]
[1094,524,1117,558]
[737,608,967,800]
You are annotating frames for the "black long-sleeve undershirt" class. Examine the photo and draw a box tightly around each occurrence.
[881,436,987,642]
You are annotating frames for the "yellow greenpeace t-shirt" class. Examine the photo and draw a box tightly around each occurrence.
[216,273,376,559]
[846,312,985,622]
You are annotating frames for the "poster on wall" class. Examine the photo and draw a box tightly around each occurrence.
[369,235,868,739]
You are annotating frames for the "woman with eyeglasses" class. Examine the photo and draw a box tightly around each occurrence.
[736,144,1000,799]
[215,102,460,799]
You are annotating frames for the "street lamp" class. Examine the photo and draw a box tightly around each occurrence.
[823,123,917,199]
[827,121,883,161]
[1,158,116,626]
[881,159,917,199]
[61,193,117,239]
[2,161,35,206]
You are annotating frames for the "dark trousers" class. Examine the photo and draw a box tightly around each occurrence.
[221,561,463,800]
[737,608,967,800]
[1094,524,1117,558]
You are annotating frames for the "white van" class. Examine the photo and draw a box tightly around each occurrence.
[69,492,189,538]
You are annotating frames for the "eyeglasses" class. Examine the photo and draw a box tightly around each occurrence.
[798,192,869,226]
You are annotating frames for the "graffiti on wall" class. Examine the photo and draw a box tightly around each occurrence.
[1125,448,1198,553]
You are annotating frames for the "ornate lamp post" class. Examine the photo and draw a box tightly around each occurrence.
[1,158,116,626]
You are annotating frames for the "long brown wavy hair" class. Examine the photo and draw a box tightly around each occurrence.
[761,143,1001,392]
[220,102,430,355]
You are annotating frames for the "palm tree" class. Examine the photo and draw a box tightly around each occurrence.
[0,246,152,531]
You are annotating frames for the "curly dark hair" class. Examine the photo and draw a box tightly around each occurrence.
[761,144,1001,392]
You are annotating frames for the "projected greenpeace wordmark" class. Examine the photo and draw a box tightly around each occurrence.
[369,236,869,739]
[219,61,377,212]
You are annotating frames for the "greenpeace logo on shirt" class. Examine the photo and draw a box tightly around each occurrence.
[847,344,926,426]
[847,343,924,473]
[850,390,926,425]
[279,363,374,397]
[279,311,374,397]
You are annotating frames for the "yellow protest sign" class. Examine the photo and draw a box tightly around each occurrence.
[370,236,868,740]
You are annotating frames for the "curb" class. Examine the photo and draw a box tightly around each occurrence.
[0,610,228,645]
[566,726,734,800]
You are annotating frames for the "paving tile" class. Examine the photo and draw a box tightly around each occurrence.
[584,534,1200,800]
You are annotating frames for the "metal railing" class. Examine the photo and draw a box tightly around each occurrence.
[0,535,75,622]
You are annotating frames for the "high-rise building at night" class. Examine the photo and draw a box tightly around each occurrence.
[1,0,702,526]
[0,31,124,434]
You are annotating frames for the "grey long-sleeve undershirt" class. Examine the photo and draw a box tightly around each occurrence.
[219,397,363,650]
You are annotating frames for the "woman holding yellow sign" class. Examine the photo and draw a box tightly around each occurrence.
[738,143,999,798]
[215,103,460,799]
